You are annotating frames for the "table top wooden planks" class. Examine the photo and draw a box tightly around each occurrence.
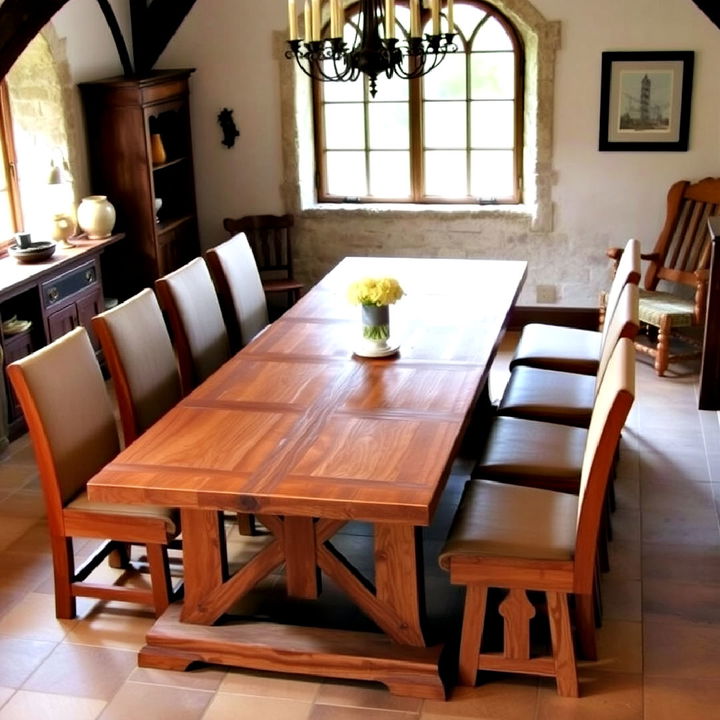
[88,257,527,526]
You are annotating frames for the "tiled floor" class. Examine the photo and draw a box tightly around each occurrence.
[0,336,718,719]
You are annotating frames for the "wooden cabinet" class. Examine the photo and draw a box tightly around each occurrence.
[0,237,120,436]
[79,70,200,297]
[42,258,103,349]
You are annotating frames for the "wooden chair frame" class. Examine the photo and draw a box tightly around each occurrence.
[609,177,720,375]
[222,214,303,306]
[443,340,635,697]
[7,328,180,619]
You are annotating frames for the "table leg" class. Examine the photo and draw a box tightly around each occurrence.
[374,524,426,647]
[179,508,226,623]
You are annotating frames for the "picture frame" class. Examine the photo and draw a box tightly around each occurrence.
[598,51,694,151]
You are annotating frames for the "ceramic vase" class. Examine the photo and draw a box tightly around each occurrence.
[150,133,167,165]
[51,213,76,246]
[77,195,116,239]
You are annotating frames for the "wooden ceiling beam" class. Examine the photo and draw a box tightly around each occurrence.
[131,0,197,76]
[0,0,71,80]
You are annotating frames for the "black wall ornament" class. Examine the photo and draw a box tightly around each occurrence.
[217,108,240,148]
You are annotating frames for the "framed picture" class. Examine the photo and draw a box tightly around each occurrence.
[599,51,694,151]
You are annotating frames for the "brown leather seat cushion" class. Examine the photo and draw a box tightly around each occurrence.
[497,366,595,428]
[439,479,577,570]
[471,416,585,493]
[510,324,602,375]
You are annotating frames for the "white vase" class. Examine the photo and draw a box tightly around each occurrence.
[77,195,116,239]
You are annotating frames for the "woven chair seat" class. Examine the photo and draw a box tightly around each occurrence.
[638,289,694,328]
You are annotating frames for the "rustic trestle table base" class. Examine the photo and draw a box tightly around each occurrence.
[88,257,527,698]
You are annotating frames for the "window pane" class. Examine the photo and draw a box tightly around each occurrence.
[470,52,515,99]
[424,150,467,197]
[471,100,514,148]
[451,4,488,37]
[423,54,466,101]
[323,76,364,103]
[471,150,514,199]
[424,101,466,149]
[324,103,365,149]
[369,71,409,101]
[369,151,411,197]
[369,102,409,149]
[473,17,513,51]
[326,151,367,196]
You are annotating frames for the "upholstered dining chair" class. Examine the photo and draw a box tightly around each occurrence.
[222,214,304,308]
[92,288,182,446]
[154,257,230,395]
[497,282,638,428]
[440,338,635,697]
[510,237,640,375]
[205,232,270,352]
[6,326,180,619]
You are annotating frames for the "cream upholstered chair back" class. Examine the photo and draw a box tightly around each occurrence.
[594,282,639,390]
[601,237,640,343]
[575,337,635,593]
[6,327,119,509]
[92,288,182,444]
[155,257,230,394]
[206,232,269,351]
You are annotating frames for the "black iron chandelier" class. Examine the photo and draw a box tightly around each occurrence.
[286,0,457,96]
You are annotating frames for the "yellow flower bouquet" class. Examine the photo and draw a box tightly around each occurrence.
[347,277,405,343]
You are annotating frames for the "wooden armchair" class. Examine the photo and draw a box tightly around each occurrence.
[222,214,304,308]
[608,177,720,375]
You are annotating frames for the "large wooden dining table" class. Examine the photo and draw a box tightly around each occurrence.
[88,256,527,698]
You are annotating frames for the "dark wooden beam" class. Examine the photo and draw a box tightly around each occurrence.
[692,1,720,29]
[95,0,134,76]
[0,0,71,80]
[131,0,197,76]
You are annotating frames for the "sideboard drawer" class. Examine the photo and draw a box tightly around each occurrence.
[41,260,99,309]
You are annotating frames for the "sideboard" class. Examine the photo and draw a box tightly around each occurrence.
[0,234,123,437]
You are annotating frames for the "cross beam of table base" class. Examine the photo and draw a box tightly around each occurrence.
[139,604,446,699]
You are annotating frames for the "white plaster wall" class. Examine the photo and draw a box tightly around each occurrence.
[46,0,720,306]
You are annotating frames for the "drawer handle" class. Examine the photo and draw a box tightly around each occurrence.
[85,268,95,284]
[47,287,59,302]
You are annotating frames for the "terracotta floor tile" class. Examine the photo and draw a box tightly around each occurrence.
[599,578,642,622]
[594,620,643,674]
[643,675,720,720]
[644,618,720,678]
[0,688,13,710]
[0,635,56,688]
[642,578,720,625]
[0,517,39,552]
[0,592,23,621]
[98,683,212,720]
[535,671,642,719]
[22,643,136,699]
[420,680,538,719]
[64,604,156,651]
[0,592,76,641]
[130,665,227,692]
[309,705,418,720]
[642,543,720,584]
[0,550,53,592]
[0,690,106,720]
[315,679,422,712]
[219,669,320,701]
[203,694,312,720]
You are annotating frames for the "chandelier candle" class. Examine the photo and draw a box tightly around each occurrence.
[286,0,457,97]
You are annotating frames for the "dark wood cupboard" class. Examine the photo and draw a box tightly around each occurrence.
[79,69,200,298]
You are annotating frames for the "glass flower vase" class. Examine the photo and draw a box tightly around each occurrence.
[361,304,390,347]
